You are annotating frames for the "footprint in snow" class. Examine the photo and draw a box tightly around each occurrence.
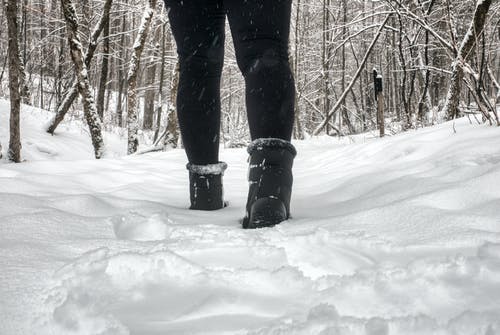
[111,211,173,241]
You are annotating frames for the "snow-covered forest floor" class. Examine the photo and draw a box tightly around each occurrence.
[1,99,500,335]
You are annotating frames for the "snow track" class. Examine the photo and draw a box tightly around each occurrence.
[1,101,500,334]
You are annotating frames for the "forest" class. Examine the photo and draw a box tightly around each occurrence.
[1,0,499,159]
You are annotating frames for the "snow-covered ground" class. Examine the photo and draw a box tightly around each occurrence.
[1,99,500,335]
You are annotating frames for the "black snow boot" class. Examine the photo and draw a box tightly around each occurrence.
[243,138,297,229]
[187,162,228,210]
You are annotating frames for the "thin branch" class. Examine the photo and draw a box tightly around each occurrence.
[313,14,393,135]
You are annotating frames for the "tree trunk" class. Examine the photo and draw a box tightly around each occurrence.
[39,0,45,109]
[321,0,331,135]
[56,20,65,108]
[19,0,31,105]
[397,13,411,128]
[416,0,436,126]
[60,0,105,159]
[46,86,79,134]
[127,0,158,154]
[142,45,158,130]
[443,0,492,120]
[292,0,303,140]
[153,22,167,143]
[116,2,128,127]
[165,62,180,148]
[46,0,113,134]
[5,0,23,162]
[340,0,354,134]
[96,17,110,121]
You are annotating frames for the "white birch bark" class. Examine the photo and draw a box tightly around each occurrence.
[127,0,158,154]
[47,0,113,134]
[60,0,106,159]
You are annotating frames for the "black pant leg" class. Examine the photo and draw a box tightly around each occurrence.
[167,0,225,165]
[225,0,295,141]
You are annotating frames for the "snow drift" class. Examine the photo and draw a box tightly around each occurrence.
[1,100,500,334]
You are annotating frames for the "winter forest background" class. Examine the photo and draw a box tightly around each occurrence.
[1,0,499,160]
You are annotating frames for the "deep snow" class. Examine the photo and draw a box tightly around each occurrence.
[1,100,500,335]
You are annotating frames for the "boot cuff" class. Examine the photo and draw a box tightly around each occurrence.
[247,138,297,157]
[186,162,228,175]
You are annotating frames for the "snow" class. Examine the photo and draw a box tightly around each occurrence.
[1,99,500,335]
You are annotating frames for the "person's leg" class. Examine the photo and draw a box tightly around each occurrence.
[225,0,295,141]
[225,0,297,228]
[167,0,225,165]
[167,0,228,210]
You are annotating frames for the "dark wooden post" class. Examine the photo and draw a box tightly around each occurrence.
[373,68,385,137]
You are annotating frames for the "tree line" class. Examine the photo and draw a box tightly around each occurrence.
[1,0,498,162]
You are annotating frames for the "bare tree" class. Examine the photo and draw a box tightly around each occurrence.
[313,14,392,135]
[46,0,113,134]
[441,0,492,120]
[165,62,180,147]
[96,16,110,120]
[127,0,158,154]
[5,0,23,162]
[60,0,105,158]
[153,22,168,143]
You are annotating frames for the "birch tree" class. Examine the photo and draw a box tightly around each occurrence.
[60,0,105,158]
[127,0,158,154]
[46,0,113,134]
